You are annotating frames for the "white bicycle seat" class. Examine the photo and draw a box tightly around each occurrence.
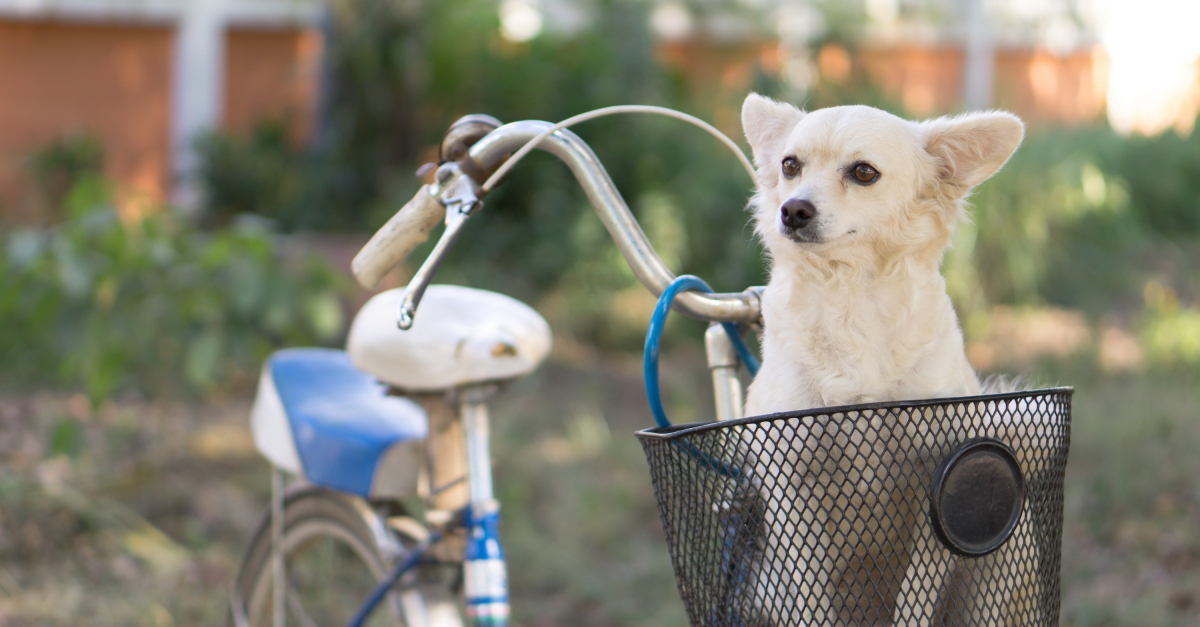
[347,285,552,391]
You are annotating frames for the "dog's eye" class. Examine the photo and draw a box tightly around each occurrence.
[851,162,880,184]
[781,157,801,179]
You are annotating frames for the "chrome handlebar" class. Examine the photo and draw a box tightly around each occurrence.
[370,118,763,328]
[469,121,761,323]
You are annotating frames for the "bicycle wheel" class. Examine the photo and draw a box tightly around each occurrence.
[231,486,462,627]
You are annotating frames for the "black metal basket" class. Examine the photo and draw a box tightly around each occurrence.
[638,388,1072,627]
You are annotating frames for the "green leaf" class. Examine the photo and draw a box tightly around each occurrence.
[184,331,224,388]
[6,230,47,267]
[48,417,86,459]
[305,291,345,341]
[226,255,266,315]
[64,174,114,218]
[53,238,92,299]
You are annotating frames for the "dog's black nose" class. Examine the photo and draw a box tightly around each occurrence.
[780,199,816,230]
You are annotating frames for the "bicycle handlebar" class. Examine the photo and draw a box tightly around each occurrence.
[353,118,763,326]
[352,184,445,289]
[470,120,761,323]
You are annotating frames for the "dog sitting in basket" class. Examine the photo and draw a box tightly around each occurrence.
[738,93,1027,626]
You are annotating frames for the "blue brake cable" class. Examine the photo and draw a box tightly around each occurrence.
[345,529,444,627]
[644,275,759,429]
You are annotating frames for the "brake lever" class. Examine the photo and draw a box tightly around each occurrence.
[396,164,483,330]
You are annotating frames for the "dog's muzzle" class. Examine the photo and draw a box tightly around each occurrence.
[780,198,819,242]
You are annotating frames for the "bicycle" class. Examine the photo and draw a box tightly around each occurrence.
[228,110,764,627]
[229,108,1072,627]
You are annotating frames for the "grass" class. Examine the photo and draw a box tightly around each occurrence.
[0,348,1197,626]
[1056,366,1200,626]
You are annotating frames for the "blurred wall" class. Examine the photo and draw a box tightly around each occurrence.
[659,39,1108,126]
[224,27,323,144]
[0,19,172,222]
[858,45,1107,122]
[0,18,321,223]
[858,45,965,116]
[994,48,1107,126]
[656,40,782,135]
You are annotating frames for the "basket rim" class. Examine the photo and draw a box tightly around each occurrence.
[635,386,1074,441]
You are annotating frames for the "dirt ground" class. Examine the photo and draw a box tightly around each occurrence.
[0,348,1197,626]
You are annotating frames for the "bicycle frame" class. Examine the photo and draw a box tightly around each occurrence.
[450,331,747,627]
[460,394,508,625]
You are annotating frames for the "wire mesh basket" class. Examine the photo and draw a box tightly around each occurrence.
[638,388,1072,627]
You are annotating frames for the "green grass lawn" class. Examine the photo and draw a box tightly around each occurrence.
[0,350,1197,626]
[1056,366,1200,626]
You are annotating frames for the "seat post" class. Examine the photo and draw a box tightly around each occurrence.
[462,402,495,503]
[460,399,509,626]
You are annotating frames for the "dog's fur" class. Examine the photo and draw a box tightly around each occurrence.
[739,94,1024,625]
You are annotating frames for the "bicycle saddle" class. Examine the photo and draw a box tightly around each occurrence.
[251,348,428,497]
[347,285,552,392]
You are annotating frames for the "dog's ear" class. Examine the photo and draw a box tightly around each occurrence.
[923,112,1024,193]
[742,93,805,169]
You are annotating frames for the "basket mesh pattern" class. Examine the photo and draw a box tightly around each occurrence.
[638,389,1072,627]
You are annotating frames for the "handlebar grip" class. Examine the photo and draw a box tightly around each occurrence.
[352,185,446,289]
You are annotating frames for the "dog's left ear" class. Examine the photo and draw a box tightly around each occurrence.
[923,112,1024,194]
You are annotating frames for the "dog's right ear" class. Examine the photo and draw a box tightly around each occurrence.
[742,93,805,170]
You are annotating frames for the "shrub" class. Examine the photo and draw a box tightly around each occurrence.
[194,122,304,228]
[21,133,106,224]
[0,181,350,401]
[949,122,1200,320]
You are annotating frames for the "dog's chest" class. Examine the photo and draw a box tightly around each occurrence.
[755,275,959,408]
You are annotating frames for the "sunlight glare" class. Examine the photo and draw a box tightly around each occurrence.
[500,0,543,43]
[650,3,692,40]
[1103,0,1200,135]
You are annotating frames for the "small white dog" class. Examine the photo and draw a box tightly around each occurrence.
[739,94,1024,625]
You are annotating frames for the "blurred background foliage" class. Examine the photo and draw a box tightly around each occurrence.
[1,138,348,401]
[195,0,1200,364]
[5,0,1200,399]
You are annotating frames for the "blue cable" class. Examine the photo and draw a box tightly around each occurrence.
[346,529,443,627]
[644,275,759,429]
